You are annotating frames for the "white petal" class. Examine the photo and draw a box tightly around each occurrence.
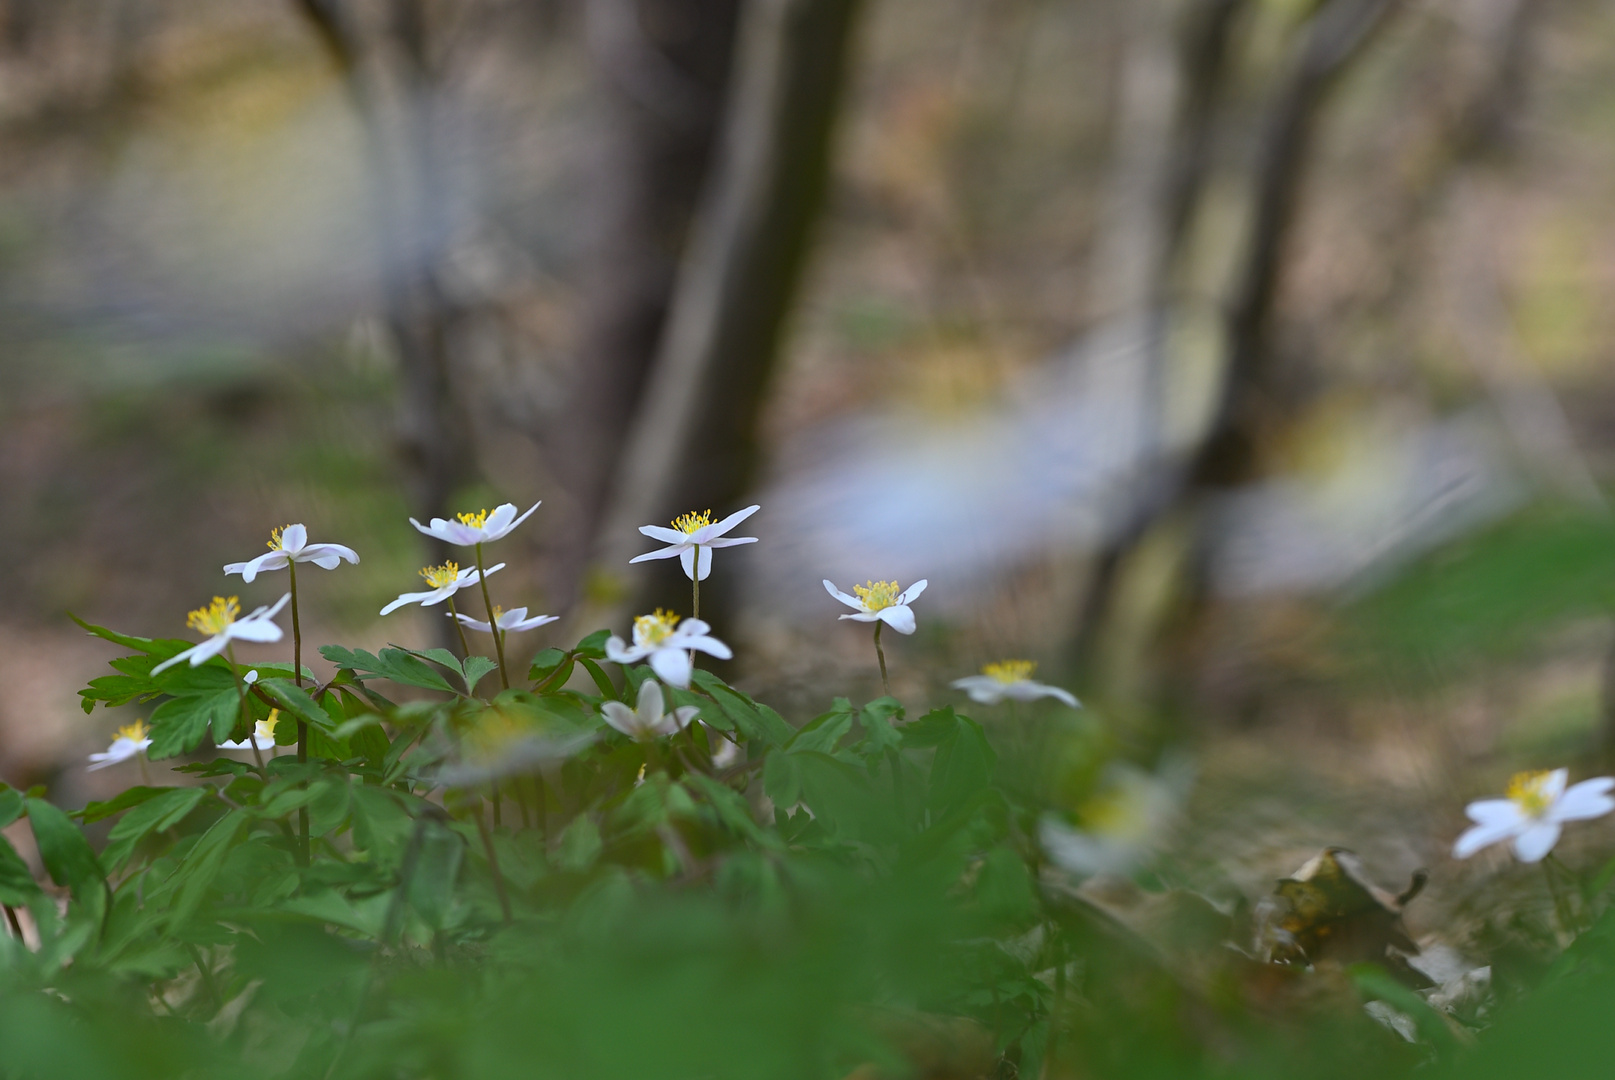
[682,619,713,636]
[696,546,713,581]
[151,644,202,675]
[1465,798,1524,826]
[1453,818,1521,858]
[280,523,308,552]
[1541,769,1570,805]
[637,679,666,722]
[1041,685,1081,708]
[840,612,880,622]
[381,590,434,615]
[243,670,259,684]
[187,637,230,666]
[897,579,929,605]
[648,648,693,688]
[262,593,293,620]
[704,536,758,549]
[1513,822,1562,863]
[510,614,560,632]
[878,605,917,635]
[226,620,284,644]
[1551,777,1615,822]
[600,701,642,738]
[670,705,700,731]
[299,543,360,568]
[639,525,687,544]
[694,504,759,542]
[485,503,518,536]
[822,580,862,609]
[492,501,540,540]
[605,636,643,664]
[630,545,684,564]
[409,517,452,543]
[680,547,698,580]
[682,634,732,660]
[454,613,493,632]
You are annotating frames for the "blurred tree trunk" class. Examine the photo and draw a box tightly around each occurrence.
[550,0,743,612]
[294,0,474,647]
[1070,0,1399,711]
[579,0,864,632]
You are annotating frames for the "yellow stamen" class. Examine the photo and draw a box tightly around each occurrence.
[268,525,291,551]
[852,580,901,612]
[634,608,681,646]
[256,709,280,741]
[984,660,1037,683]
[672,509,713,534]
[115,720,150,743]
[1507,770,1555,817]
[187,596,240,635]
[456,509,491,529]
[420,561,460,589]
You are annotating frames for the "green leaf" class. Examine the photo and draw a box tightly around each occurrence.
[320,645,457,694]
[692,670,794,747]
[0,785,22,830]
[788,700,857,755]
[78,674,161,714]
[169,809,249,927]
[100,786,211,870]
[26,799,103,902]
[575,629,610,659]
[0,834,41,906]
[148,689,239,759]
[928,715,997,815]
[80,785,174,824]
[463,656,499,695]
[579,658,618,700]
[859,698,905,755]
[557,815,602,871]
[528,648,570,687]
[901,707,964,750]
[258,678,340,734]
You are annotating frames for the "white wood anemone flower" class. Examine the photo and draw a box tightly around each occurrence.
[409,502,540,547]
[823,578,928,635]
[631,505,760,581]
[224,524,359,583]
[1453,769,1615,863]
[380,561,504,616]
[600,679,700,741]
[451,605,559,634]
[1039,761,1188,878]
[152,594,290,674]
[605,610,732,689]
[88,720,152,771]
[220,710,280,752]
[952,660,1079,708]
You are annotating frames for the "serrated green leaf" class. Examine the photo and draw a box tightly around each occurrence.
[80,785,173,824]
[101,786,211,870]
[169,808,249,927]
[258,678,339,734]
[692,670,794,747]
[528,648,569,687]
[0,785,22,830]
[0,834,41,906]
[463,656,499,695]
[148,689,239,759]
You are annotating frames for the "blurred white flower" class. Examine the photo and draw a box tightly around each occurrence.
[88,720,153,771]
[152,595,290,674]
[952,660,1079,708]
[224,524,359,583]
[1453,769,1615,863]
[451,605,559,634]
[1040,761,1189,878]
[631,505,760,581]
[600,679,699,741]
[823,578,927,635]
[220,710,280,752]
[605,610,732,689]
[243,669,259,685]
[409,502,540,547]
[380,561,504,616]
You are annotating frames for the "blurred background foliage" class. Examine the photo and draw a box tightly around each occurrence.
[2,0,1615,1074]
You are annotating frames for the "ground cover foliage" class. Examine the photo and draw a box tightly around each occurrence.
[6,509,1615,1079]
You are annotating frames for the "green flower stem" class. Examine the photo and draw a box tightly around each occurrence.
[446,596,471,659]
[287,560,310,864]
[1544,859,1575,938]
[692,546,700,620]
[226,645,266,779]
[474,542,510,690]
[873,622,890,697]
